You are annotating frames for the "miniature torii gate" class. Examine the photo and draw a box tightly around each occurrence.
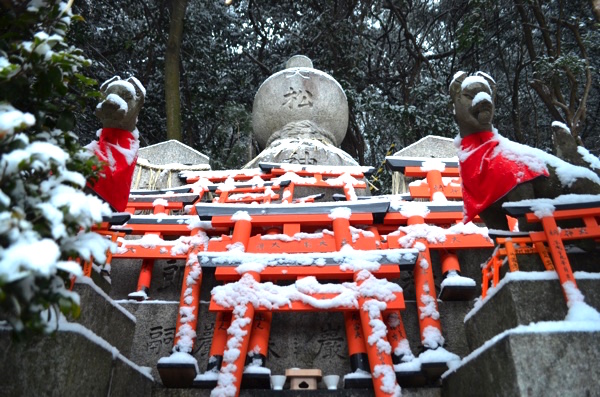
[104,164,416,397]
[97,160,497,395]
[92,156,600,396]
[482,199,600,306]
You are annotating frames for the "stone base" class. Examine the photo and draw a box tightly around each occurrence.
[465,276,600,351]
[73,279,136,355]
[0,328,153,397]
[443,331,600,397]
[152,386,442,397]
[118,301,183,383]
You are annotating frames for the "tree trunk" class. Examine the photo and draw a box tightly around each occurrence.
[165,0,188,142]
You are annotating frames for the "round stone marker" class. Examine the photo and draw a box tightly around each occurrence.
[252,55,349,149]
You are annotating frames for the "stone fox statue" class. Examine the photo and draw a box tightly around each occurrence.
[85,76,145,212]
[449,71,600,230]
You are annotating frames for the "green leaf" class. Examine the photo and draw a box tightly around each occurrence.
[56,111,75,131]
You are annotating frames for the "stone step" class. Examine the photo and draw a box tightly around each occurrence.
[152,386,442,397]
[464,273,600,352]
[442,330,600,396]
[73,276,137,356]
[0,325,153,396]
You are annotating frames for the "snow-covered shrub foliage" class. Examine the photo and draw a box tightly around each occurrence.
[0,1,112,336]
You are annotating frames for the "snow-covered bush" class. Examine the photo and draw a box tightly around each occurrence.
[0,1,112,336]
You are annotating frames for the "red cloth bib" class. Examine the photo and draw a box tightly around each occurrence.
[88,127,138,212]
[459,131,548,223]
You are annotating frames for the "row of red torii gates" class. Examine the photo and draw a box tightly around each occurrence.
[88,157,600,396]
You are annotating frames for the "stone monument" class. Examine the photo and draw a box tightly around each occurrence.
[245,55,359,168]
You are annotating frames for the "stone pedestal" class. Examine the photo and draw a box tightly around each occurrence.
[443,331,600,397]
[0,328,153,397]
[74,279,136,355]
[465,276,600,351]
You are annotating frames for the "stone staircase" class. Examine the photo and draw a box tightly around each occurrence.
[445,273,600,396]
[2,240,599,396]
[0,272,153,396]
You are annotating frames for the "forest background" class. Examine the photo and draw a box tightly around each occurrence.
[72,0,600,192]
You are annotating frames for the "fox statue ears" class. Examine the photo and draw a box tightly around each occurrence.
[449,71,497,103]
[99,75,145,103]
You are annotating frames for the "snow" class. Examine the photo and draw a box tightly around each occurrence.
[442,319,600,380]
[578,146,600,170]
[158,351,200,373]
[102,93,128,113]
[211,270,403,314]
[226,188,277,202]
[195,370,219,381]
[114,299,180,305]
[394,345,460,374]
[363,300,392,354]
[199,249,417,273]
[50,315,153,381]
[344,368,372,379]
[460,128,600,188]
[231,211,252,222]
[153,198,169,207]
[274,163,366,187]
[393,337,415,362]
[563,281,600,322]
[0,104,35,136]
[75,276,136,323]
[394,359,422,372]
[392,201,430,218]
[127,290,148,300]
[181,168,262,181]
[329,206,351,219]
[373,364,401,396]
[0,239,62,282]
[420,158,446,172]
[461,75,492,92]
[431,191,448,202]
[171,247,203,353]
[391,223,447,248]
[551,120,569,131]
[128,76,146,97]
[472,91,492,106]
[136,157,211,172]
[418,346,460,365]
[502,194,600,218]
[421,325,444,349]
[465,271,600,323]
[245,356,270,372]
[106,79,138,100]
[272,162,372,176]
[441,272,476,288]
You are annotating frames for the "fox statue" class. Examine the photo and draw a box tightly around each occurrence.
[449,71,600,230]
[85,76,145,212]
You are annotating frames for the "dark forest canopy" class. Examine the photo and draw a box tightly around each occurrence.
[71,0,600,192]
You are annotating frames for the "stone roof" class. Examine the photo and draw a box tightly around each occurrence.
[393,135,456,158]
[138,139,210,165]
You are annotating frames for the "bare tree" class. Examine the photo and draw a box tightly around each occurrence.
[514,0,593,145]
